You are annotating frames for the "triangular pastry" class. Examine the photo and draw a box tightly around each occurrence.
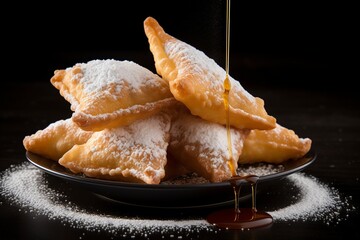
[168,108,249,182]
[238,124,312,164]
[59,113,171,184]
[51,59,177,131]
[144,16,276,130]
[23,118,93,161]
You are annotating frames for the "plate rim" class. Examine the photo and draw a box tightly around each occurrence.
[25,150,317,189]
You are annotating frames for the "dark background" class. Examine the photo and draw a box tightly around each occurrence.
[3,0,357,92]
[1,1,360,239]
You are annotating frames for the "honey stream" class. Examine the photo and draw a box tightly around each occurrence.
[206,0,273,229]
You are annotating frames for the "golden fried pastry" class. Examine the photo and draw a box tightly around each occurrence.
[168,108,249,182]
[23,118,93,161]
[144,16,276,130]
[59,113,171,184]
[51,59,177,131]
[238,124,312,164]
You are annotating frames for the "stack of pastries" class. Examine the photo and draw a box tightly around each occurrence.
[23,17,311,184]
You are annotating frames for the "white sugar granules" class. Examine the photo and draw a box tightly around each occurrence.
[0,163,208,237]
[268,173,355,224]
[0,163,355,237]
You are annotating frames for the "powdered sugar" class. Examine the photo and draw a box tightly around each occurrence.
[73,59,166,95]
[24,118,93,147]
[100,113,170,161]
[237,163,285,177]
[165,40,255,105]
[269,173,355,223]
[23,118,93,161]
[0,163,355,238]
[170,112,245,169]
[60,114,170,184]
[0,163,209,237]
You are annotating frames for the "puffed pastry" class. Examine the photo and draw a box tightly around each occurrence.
[51,59,176,131]
[238,124,312,164]
[59,113,171,184]
[169,108,249,182]
[144,17,276,130]
[23,118,93,161]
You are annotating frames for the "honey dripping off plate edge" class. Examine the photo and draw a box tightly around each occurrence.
[206,175,273,229]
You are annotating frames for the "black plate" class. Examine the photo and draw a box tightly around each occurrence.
[26,151,316,208]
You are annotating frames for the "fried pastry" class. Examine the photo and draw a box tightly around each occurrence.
[51,59,176,131]
[144,16,276,130]
[59,113,171,184]
[168,108,249,182]
[23,118,93,161]
[238,124,312,164]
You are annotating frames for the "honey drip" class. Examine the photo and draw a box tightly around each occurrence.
[207,0,273,229]
[207,176,272,229]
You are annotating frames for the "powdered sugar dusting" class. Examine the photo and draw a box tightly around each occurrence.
[25,118,92,143]
[72,59,166,95]
[0,163,355,238]
[170,113,244,169]
[165,40,255,105]
[63,114,171,184]
[102,114,170,161]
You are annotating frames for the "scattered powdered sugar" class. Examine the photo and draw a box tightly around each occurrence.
[269,173,355,223]
[237,163,285,177]
[0,163,355,238]
[0,163,209,237]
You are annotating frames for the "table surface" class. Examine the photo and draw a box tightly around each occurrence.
[1,81,359,240]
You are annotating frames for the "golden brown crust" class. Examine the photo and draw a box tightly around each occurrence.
[143,17,177,80]
[59,113,171,184]
[239,124,312,164]
[50,59,176,131]
[71,97,177,131]
[144,16,276,130]
[168,108,248,182]
[23,118,93,161]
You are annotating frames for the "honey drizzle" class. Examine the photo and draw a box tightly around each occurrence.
[207,0,273,229]
[223,0,236,177]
